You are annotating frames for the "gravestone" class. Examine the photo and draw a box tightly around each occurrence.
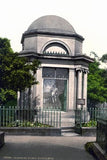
[97,116,107,153]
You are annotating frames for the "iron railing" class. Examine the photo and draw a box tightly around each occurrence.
[75,107,107,128]
[0,106,61,128]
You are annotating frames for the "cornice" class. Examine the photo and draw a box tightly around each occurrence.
[21,30,84,43]
[19,51,94,63]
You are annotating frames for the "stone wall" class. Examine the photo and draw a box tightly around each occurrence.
[0,127,61,136]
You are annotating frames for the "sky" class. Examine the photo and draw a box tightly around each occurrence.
[0,0,107,58]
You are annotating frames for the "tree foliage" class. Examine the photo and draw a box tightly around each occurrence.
[87,53,107,107]
[0,38,40,105]
[100,53,107,62]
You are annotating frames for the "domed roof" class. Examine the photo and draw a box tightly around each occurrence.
[27,15,76,35]
[22,15,84,43]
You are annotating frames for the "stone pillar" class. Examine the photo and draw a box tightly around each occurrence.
[83,70,88,109]
[21,91,24,108]
[76,68,83,109]
[24,88,32,109]
[69,69,75,110]
[31,72,37,109]
[30,86,33,108]
[32,84,37,108]
[24,88,27,108]
[36,67,43,108]
[17,91,20,108]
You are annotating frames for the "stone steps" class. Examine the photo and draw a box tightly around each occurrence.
[37,110,76,128]
[61,111,75,128]
[61,127,79,137]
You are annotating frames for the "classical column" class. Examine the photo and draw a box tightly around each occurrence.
[36,67,43,108]
[83,69,88,109]
[76,68,83,109]
[69,69,75,110]
[17,91,20,108]
[20,91,24,108]
[30,86,33,108]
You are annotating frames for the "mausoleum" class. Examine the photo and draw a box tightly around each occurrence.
[18,15,93,112]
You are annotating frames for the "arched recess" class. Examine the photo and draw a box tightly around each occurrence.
[41,40,71,55]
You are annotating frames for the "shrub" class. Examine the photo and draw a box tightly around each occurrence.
[82,120,97,127]
[6,120,52,127]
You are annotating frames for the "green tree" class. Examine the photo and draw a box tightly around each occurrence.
[100,53,107,63]
[87,53,107,108]
[0,38,40,105]
[100,53,107,92]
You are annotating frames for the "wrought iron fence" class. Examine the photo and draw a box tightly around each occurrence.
[0,106,61,128]
[75,107,107,128]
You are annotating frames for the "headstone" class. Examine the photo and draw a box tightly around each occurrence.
[97,116,107,153]
[0,132,5,148]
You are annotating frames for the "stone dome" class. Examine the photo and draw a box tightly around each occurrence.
[26,15,76,35]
